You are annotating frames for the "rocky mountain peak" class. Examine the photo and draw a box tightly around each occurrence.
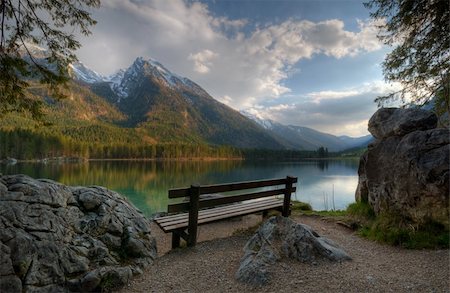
[102,57,195,101]
[69,62,105,83]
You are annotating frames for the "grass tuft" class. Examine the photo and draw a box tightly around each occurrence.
[359,211,449,249]
[291,201,313,212]
[343,202,449,249]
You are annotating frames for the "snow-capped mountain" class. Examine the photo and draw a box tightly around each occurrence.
[19,44,195,96]
[242,111,372,151]
[17,43,107,84]
[104,69,125,85]
[66,56,373,150]
[70,57,202,103]
[82,57,286,149]
[69,62,105,83]
[109,57,205,99]
[240,110,277,130]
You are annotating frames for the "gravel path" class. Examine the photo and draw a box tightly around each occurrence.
[121,214,449,292]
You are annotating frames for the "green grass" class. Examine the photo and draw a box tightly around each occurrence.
[350,202,449,249]
[291,199,347,217]
[313,210,349,217]
[346,201,375,219]
[295,200,449,249]
[359,211,449,249]
[291,200,313,212]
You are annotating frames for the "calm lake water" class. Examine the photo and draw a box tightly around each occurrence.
[0,159,359,217]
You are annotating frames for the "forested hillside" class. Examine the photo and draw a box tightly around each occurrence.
[0,57,367,161]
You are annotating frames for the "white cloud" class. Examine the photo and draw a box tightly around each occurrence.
[73,1,394,136]
[307,90,360,102]
[188,49,218,73]
[219,95,233,105]
[245,81,401,137]
[77,0,383,110]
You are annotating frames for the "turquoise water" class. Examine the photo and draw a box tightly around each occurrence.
[0,159,359,217]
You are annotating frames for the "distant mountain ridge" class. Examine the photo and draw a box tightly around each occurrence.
[241,111,372,151]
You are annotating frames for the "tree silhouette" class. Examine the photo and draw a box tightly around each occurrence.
[365,0,449,114]
[0,0,100,122]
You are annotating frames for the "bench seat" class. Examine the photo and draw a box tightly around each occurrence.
[154,197,283,233]
[154,176,297,248]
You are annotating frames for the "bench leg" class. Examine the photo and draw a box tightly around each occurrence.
[172,231,181,249]
[262,210,269,219]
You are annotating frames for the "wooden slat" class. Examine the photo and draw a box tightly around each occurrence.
[162,201,283,232]
[168,188,190,198]
[157,199,283,231]
[158,199,283,230]
[197,202,282,224]
[168,177,298,198]
[154,198,281,223]
[167,202,189,213]
[198,188,289,208]
[198,178,288,195]
[156,197,281,224]
[167,187,296,213]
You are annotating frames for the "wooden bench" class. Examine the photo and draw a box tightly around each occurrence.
[154,176,297,248]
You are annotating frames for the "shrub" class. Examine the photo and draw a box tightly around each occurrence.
[291,201,312,212]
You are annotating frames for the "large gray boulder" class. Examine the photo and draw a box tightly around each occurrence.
[236,216,350,286]
[0,175,157,292]
[368,107,438,139]
[356,108,449,225]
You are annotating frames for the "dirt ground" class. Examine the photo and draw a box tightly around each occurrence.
[120,214,449,293]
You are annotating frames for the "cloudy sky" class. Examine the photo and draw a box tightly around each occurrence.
[76,0,399,137]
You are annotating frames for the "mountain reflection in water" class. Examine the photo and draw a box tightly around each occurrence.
[0,159,359,216]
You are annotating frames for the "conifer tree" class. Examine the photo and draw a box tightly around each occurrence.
[365,0,449,114]
[0,0,100,121]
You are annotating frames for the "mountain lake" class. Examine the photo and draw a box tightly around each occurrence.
[0,159,359,217]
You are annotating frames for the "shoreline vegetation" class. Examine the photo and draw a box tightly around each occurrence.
[291,201,449,250]
[0,128,365,162]
[0,155,362,164]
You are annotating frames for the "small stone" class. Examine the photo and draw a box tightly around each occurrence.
[366,275,375,283]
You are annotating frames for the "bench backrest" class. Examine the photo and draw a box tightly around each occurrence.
[167,176,297,213]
